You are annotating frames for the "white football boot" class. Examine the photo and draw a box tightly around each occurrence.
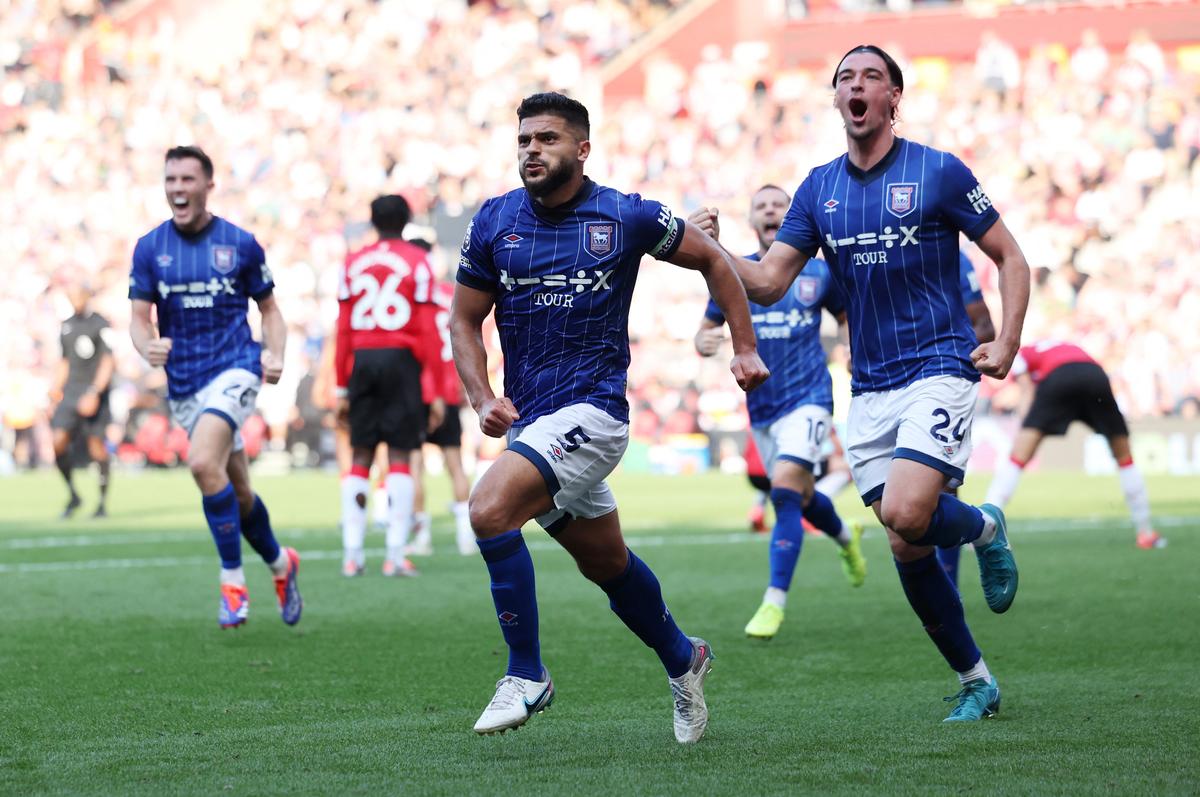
[473,669,554,735]
[668,637,714,743]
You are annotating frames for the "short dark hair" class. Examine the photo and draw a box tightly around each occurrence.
[516,92,590,139]
[754,184,791,202]
[164,146,214,179]
[370,194,411,236]
[832,45,904,92]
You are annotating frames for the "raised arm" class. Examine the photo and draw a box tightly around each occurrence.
[666,221,769,392]
[688,207,811,308]
[450,283,517,437]
[971,218,1029,379]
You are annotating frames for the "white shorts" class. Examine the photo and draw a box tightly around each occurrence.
[751,404,833,475]
[846,376,979,506]
[507,403,628,533]
[168,368,261,453]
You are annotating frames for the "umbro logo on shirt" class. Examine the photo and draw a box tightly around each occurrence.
[823,199,839,214]
[502,233,523,248]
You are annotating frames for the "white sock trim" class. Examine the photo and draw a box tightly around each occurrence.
[220,567,246,587]
[957,658,991,685]
[764,586,787,609]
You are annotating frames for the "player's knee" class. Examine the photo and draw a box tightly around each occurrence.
[468,493,512,538]
[188,451,223,488]
[880,501,932,542]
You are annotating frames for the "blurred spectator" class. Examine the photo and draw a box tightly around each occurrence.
[0,2,1196,470]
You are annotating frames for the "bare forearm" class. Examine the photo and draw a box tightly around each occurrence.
[450,320,494,413]
[703,253,757,355]
[261,306,286,358]
[995,254,1030,350]
[130,313,155,361]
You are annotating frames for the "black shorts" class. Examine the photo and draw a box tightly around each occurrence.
[426,403,463,448]
[51,392,111,439]
[1022,361,1129,437]
[348,348,424,450]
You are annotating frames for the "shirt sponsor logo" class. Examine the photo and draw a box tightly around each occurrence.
[824,225,918,253]
[584,222,615,259]
[967,185,993,214]
[886,183,918,219]
[158,278,239,303]
[499,269,614,294]
[211,245,237,274]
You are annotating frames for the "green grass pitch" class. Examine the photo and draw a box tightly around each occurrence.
[1,468,1197,795]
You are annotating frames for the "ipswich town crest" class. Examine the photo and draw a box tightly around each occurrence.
[211,245,237,274]
[584,222,616,259]
[886,183,918,219]
[796,276,819,304]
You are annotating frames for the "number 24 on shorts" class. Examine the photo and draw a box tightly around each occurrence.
[929,408,966,443]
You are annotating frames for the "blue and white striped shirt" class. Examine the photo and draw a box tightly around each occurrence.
[456,179,684,428]
[705,256,843,424]
[776,138,1000,395]
[129,217,274,398]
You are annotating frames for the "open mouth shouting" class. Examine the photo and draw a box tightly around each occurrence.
[847,98,869,125]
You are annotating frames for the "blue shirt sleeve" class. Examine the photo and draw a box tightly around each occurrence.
[939,154,1001,241]
[456,203,498,292]
[129,237,156,301]
[628,195,684,260]
[241,236,274,300]
[774,172,821,258]
[958,252,984,305]
[703,297,725,325]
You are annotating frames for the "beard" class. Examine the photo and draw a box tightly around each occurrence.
[521,157,574,199]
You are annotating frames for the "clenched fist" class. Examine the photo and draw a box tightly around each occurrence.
[730,351,770,393]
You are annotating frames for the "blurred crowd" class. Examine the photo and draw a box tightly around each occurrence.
[1,0,1196,471]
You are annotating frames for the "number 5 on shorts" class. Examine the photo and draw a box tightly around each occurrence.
[562,426,591,452]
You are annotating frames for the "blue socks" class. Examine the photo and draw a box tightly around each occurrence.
[802,489,844,540]
[768,488,807,591]
[599,549,694,679]
[895,553,981,672]
[201,484,242,569]
[240,494,281,564]
[478,530,543,681]
[913,493,985,548]
[937,544,961,589]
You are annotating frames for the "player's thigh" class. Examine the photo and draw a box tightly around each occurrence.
[469,449,555,535]
[171,369,259,454]
[508,404,628,535]
[188,411,236,473]
[879,457,947,532]
[1077,365,1130,438]
[844,391,900,507]
[893,376,978,491]
[767,404,831,492]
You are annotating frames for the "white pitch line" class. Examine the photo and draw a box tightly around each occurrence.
[0,515,1193,575]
